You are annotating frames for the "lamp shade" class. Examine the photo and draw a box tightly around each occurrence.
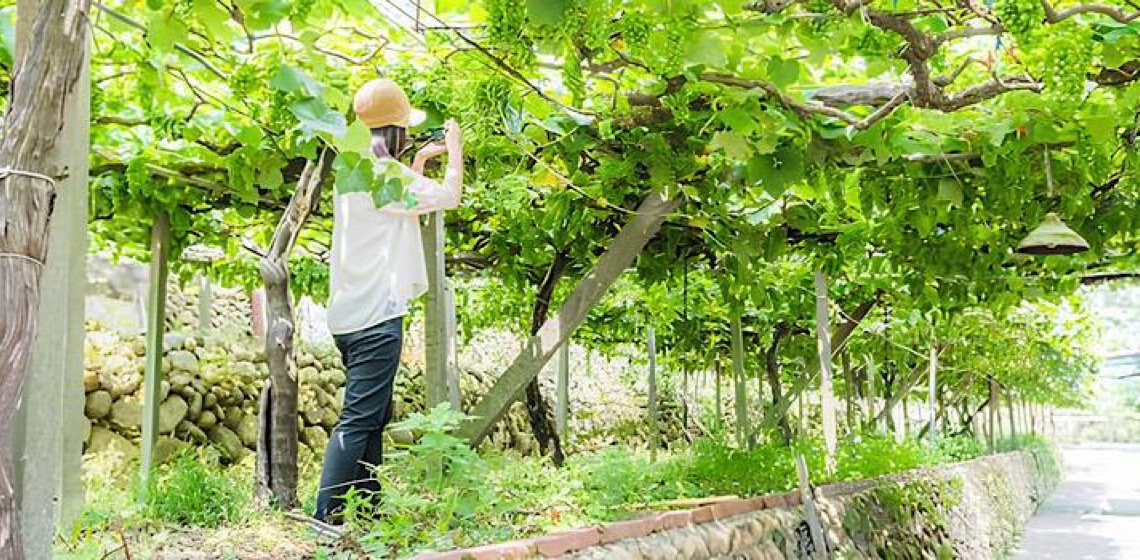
[1016,213,1090,256]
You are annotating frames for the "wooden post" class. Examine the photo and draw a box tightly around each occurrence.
[796,455,830,559]
[647,324,659,461]
[813,271,837,472]
[139,212,171,503]
[460,193,682,445]
[927,344,937,441]
[422,211,449,410]
[12,16,90,553]
[731,313,747,448]
[556,340,570,440]
[197,275,212,338]
[250,288,266,338]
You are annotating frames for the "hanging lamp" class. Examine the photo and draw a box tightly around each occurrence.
[1016,150,1089,256]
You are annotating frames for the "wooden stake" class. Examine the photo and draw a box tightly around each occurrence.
[813,271,836,473]
[139,212,171,503]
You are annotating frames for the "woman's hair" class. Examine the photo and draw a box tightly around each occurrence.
[371,125,408,160]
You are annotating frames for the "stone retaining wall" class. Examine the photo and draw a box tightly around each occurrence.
[82,267,694,468]
[417,449,1060,559]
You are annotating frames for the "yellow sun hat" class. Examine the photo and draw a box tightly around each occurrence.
[352,78,427,129]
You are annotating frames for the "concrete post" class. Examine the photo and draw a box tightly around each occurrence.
[12,8,90,553]
[556,340,570,439]
[422,211,449,410]
[814,271,837,473]
[139,212,171,503]
[648,324,659,461]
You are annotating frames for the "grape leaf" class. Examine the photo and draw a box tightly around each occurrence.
[270,65,324,97]
[527,0,568,27]
[290,97,347,137]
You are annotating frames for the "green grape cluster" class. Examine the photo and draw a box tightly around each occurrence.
[484,0,532,64]
[1025,22,1097,105]
[994,0,1044,43]
[804,0,838,33]
[652,21,688,76]
[621,12,651,53]
[562,40,585,106]
[561,4,606,52]
[229,64,258,98]
[292,0,317,23]
[173,0,193,20]
[268,90,296,131]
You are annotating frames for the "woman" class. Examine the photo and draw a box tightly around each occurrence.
[314,78,463,522]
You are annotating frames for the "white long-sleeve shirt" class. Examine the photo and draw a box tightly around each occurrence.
[327,157,461,335]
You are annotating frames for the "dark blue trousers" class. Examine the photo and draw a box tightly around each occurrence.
[314,316,403,521]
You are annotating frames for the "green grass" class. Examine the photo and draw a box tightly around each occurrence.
[143,450,248,527]
[66,410,1048,559]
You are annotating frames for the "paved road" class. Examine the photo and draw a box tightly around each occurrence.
[1014,443,1140,559]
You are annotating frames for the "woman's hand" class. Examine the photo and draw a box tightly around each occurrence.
[444,119,462,154]
[415,142,448,162]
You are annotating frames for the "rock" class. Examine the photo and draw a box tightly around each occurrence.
[236,414,259,448]
[159,395,189,434]
[208,425,246,462]
[110,398,144,431]
[302,407,323,427]
[184,336,198,352]
[154,436,189,464]
[197,410,218,430]
[163,332,189,352]
[86,426,137,468]
[388,427,415,446]
[301,426,328,452]
[168,350,199,374]
[187,392,203,419]
[160,380,171,402]
[82,417,91,444]
[298,367,320,384]
[322,408,339,429]
[328,368,346,387]
[203,392,218,408]
[177,420,208,444]
[85,390,113,419]
[298,353,317,368]
[106,372,141,398]
[104,354,134,376]
[132,338,147,356]
[83,369,100,392]
[223,407,243,431]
